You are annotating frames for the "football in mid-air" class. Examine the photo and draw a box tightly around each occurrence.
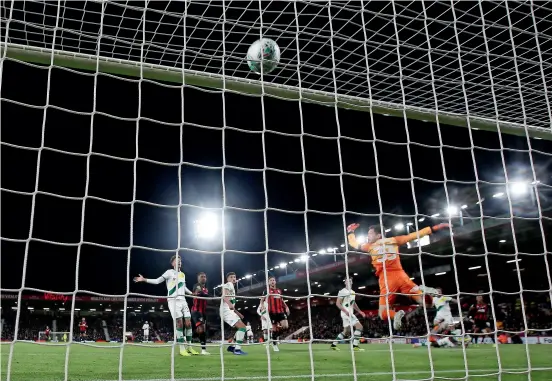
[246,38,280,74]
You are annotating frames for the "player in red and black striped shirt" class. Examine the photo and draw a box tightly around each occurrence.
[468,295,494,344]
[191,272,210,355]
[261,276,290,352]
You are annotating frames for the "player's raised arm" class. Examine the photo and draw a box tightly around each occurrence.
[392,223,450,246]
[346,223,362,249]
[133,273,167,285]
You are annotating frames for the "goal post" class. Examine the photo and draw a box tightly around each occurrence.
[38,331,70,342]
[2,43,551,141]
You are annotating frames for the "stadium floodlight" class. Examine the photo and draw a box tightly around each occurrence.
[245,274,252,279]
[431,213,440,217]
[384,228,392,233]
[318,249,326,254]
[318,284,322,287]
[300,255,309,262]
[356,235,366,243]
[418,217,425,222]
[314,281,318,284]
[469,266,482,270]
[510,182,528,196]
[435,272,447,276]
[394,223,404,231]
[340,244,345,247]
[406,222,413,226]
[269,268,274,271]
[323,293,330,296]
[461,204,468,209]
[326,247,333,252]
[288,261,293,264]
[294,259,300,263]
[358,286,366,289]
[194,212,218,240]
[507,259,522,263]
[312,253,318,257]
[409,277,415,280]
[279,262,287,268]
[493,192,504,198]
[446,205,459,216]
[253,273,257,276]
[499,239,506,243]
[294,289,298,292]
[284,289,287,291]
[353,273,358,276]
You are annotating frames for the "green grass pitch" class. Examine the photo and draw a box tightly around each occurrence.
[1,342,551,381]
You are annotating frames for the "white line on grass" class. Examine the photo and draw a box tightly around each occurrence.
[88,367,552,381]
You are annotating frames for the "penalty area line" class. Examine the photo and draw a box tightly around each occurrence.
[90,367,552,381]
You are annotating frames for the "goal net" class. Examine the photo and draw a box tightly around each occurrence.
[1,1,552,381]
[38,331,69,342]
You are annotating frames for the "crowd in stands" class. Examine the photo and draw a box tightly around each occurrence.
[1,297,549,343]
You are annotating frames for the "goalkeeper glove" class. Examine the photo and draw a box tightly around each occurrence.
[431,223,451,233]
[346,223,360,234]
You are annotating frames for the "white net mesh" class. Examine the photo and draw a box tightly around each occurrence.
[1,1,552,381]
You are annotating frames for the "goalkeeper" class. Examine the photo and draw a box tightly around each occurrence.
[133,255,199,357]
[347,223,450,330]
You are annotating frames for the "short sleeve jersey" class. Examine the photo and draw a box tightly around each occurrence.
[338,288,356,317]
[161,269,187,299]
[221,282,236,312]
[433,296,452,313]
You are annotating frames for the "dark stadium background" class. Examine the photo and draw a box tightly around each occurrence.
[1,0,551,339]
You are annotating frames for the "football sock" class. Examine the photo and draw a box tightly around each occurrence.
[235,327,246,350]
[185,327,192,346]
[333,332,345,346]
[353,330,362,346]
[176,327,186,351]
[199,332,206,350]
[381,310,396,321]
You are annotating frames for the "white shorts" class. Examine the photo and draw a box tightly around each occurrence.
[143,330,149,336]
[167,299,191,320]
[341,313,359,328]
[246,331,253,338]
[221,309,241,327]
[260,315,272,331]
[434,310,454,326]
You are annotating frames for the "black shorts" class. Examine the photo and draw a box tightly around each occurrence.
[475,319,492,330]
[270,312,288,324]
[191,311,206,326]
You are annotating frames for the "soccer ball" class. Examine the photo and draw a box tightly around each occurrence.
[246,38,280,74]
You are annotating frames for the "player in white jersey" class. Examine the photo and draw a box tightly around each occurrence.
[220,272,248,355]
[414,327,471,349]
[257,299,272,345]
[331,278,366,352]
[133,254,199,357]
[246,322,254,344]
[431,288,457,335]
[142,321,150,342]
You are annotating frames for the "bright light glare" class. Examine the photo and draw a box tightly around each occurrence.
[384,228,392,233]
[326,247,333,252]
[461,204,468,209]
[492,192,504,198]
[357,235,366,243]
[279,262,287,268]
[406,222,413,226]
[510,182,528,196]
[468,266,482,270]
[340,244,345,248]
[300,255,309,262]
[318,249,327,254]
[418,217,425,222]
[358,286,366,289]
[435,272,447,276]
[245,274,252,279]
[431,213,440,218]
[394,223,404,231]
[446,206,458,216]
[194,213,218,239]
[294,258,300,263]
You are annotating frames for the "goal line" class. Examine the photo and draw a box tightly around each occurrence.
[2,43,550,141]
